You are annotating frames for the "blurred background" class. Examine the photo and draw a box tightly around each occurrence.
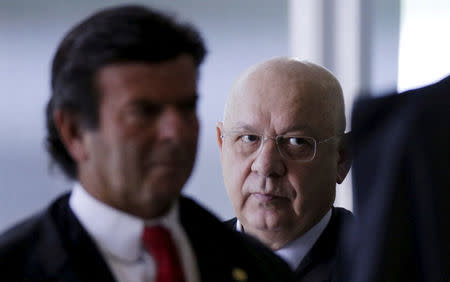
[1,0,449,232]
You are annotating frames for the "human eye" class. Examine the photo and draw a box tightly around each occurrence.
[232,133,261,155]
[176,97,198,114]
[240,134,260,143]
[128,102,161,118]
[287,137,310,146]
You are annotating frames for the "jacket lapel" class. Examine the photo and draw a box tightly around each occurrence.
[43,194,117,282]
[179,197,234,282]
[294,207,341,281]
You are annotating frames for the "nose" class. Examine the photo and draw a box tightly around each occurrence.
[251,138,286,177]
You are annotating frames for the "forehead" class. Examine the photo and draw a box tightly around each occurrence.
[95,55,197,104]
[227,70,333,136]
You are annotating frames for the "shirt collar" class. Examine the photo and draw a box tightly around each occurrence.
[236,209,332,270]
[69,182,179,263]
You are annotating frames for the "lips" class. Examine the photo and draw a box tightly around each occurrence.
[150,162,183,167]
[146,162,189,173]
[251,193,283,203]
[144,150,193,168]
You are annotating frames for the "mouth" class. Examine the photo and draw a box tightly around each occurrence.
[144,147,192,167]
[144,161,188,172]
[150,162,186,169]
[251,193,285,203]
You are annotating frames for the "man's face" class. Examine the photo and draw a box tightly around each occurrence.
[218,74,342,243]
[80,55,198,218]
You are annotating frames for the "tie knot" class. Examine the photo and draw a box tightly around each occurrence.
[143,225,171,244]
[142,225,176,256]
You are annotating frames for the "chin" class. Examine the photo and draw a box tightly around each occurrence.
[145,171,187,192]
[137,182,179,205]
[246,209,286,231]
[135,193,178,219]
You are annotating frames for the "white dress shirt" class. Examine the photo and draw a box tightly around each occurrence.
[69,183,200,282]
[236,209,332,270]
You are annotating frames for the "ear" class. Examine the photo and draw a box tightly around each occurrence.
[216,122,225,161]
[216,122,224,148]
[336,132,352,184]
[53,109,88,163]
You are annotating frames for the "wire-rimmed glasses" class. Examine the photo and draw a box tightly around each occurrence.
[221,130,343,161]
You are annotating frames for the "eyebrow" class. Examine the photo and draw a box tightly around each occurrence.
[227,122,313,135]
[228,123,259,132]
[128,94,199,106]
[175,94,199,106]
[280,124,313,134]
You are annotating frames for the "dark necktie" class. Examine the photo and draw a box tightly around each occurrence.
[142,225,186,282]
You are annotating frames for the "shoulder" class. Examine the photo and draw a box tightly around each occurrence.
[332,207,353,222]
[0,194,69,255]
[330,207,353,238]
[0,210,47,256]
[306,207,353,260]
[0,194,70,279]
[293,208,353,281]
[223,217,238,230]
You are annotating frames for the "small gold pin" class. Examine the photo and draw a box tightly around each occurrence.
[232,267,248,282]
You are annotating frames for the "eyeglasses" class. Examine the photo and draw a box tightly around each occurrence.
[221,131,342,161]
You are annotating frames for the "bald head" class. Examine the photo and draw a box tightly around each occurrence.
[224,57,345,135]
[218,57,351,250]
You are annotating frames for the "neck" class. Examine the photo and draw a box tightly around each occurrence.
[77,176,174,220]
[241,208,333,251]
[244,225,307,251]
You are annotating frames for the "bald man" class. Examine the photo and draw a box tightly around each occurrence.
[217,57,353,282]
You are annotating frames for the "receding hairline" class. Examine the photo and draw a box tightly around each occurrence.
[223,57,346,134]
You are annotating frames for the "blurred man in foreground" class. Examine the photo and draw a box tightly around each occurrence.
[217,57,353,282]
[0,6,293,282]
[336,75,450,282]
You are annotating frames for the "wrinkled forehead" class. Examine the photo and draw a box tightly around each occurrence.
[224,68,338,137]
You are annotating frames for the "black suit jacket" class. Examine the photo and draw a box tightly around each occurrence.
[225,207,353,282]
[0,193,294,282]
[336,75,450,282]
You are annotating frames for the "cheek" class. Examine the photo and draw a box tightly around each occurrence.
[288,158,336,191]
[181,117,199,156]
[106,142,141,186]
[187,114,199,133]
[286,162,324,203]
[187,126,199,153]
[287,162,336,212]
[222,150,251,208]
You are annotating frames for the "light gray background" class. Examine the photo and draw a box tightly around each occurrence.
[0,0,288,231]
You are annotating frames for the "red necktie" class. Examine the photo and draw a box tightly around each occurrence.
[142,226,186,282]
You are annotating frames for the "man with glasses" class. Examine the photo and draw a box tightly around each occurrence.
[217,57,353,282]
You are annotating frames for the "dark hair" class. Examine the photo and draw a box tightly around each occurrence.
[46,4,207,179]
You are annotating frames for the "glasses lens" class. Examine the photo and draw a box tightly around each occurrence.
[230,133,262,156]
[277,136,316,160]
